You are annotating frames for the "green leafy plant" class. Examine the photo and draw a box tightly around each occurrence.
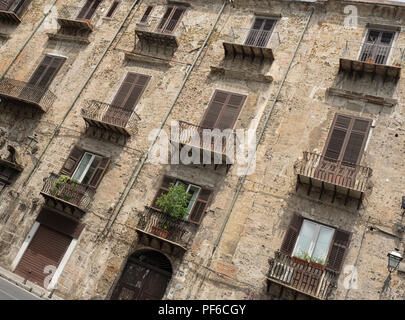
[155,183,192,224]
[52,175,76,200]
[310,256,325,265]
[294,251,311,262]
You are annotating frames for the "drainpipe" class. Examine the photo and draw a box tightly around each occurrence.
[211,7,315,255]
[0,0,58,81]
[101,1,228,238]
[20,0,142,189]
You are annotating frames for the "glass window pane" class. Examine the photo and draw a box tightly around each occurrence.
[186,185,201,213]
[81,155,102,185]
[312,227,334,263]
[293,220,317,258]
[71,153,93,183]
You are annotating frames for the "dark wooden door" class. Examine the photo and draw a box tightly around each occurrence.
[15,225,71,288]
[245,17,276,47]
[359,30,395,65]
[111,260,171,300]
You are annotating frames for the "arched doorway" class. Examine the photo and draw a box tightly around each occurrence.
[111,249,172,300]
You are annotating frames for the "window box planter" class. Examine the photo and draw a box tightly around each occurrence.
[309,261,326,271]
[365,58,376,64]
[292,256,309,266]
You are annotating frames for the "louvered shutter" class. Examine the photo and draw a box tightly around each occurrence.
[324,115,351,161]
[165,7,185,32]
[326,229,351,273]
[10,0,31,16]
[245,17,276,47]
[87,157,110,189]
[280,213,303,255]
[106,0,120,18]
[152,176,176,209]
[157,7,173,30]
[29,55,65,89]
[189,188,212,224]
[0,0,15,11]
[342,119,371,165]
[59,146,84,177]
[140,5,153,23]
[201,91,228,129]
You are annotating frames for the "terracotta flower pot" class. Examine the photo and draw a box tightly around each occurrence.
[365,58,375,64]
[292,256,309,266]
[151,226,169,239]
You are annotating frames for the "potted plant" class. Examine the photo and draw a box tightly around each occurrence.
[309,256,326,271]
[154,183,191,239]
[292,251,311,266]
[52,175,76,198]
[365,57,375,64]
[393,61,401,67]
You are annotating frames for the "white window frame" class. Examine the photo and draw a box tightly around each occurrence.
[175,181,201,216]
[71,152,98,184]
[292,220,335,260]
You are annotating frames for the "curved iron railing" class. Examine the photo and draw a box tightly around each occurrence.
[41,173,94,212]
[0,78,56,112]
[267,251,338,300]
[294,152,372,192]
[137,207,199,249]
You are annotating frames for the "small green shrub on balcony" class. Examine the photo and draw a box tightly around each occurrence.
[155,183,191,223]
[52,175,76,201]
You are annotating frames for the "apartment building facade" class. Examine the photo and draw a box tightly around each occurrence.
[0,0,404,300]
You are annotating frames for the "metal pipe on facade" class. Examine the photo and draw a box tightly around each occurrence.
[101,1,228,238]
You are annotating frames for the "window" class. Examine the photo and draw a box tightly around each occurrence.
[359,29,395,65]
[60,146,110,189]
[140,5,154,23]
[77,0,102,20]
[0,0,32,16]
[28,55,66,89]
[156,6,185,33]
[175,181,201,215]
[71,152,102,185]
[244,17,277,47]
[200,90,246,130]
[152,176,212,225]
[105,0,120,18]
[292,220,335,263]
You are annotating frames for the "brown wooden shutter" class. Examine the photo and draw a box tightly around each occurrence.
[59,146,84,177]
[29,55,66,89]
[189,188,212,224]
[111,73,150,111]
[151,176,176,209]
[140,5,153,23]
[326,229,351,273]
[0,0,15,11]
[11,0,31,16]
[200,90,246,130]
[87,157,110,189]
[106,0,120,18]
[165,7,185,32]
[157,7,173,30]
[323,114,371,165]
[280,213,303,255]
[77,0,101,20]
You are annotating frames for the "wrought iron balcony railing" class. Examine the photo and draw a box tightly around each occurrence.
[136,207,199,250]
[135,15,186,47]
[0,158,23,185]
[222,27,280,61]
[57,5,99,31]
[0,78,57,112]
[295,152,372,193]
[267,251,338,300]
[40,173,94,215]
[340,40,405,78]
[81,100,140,137]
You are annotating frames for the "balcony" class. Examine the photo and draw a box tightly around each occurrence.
[170,120,236,171]
[81,100,140,141]
[222,27,280,62]
[266,251,338,300]
[0,0,31,24]
[135,207,198,256]
[294,152,372,209]
[0,158,23,185]
[56,5,97,32]
[340,40,404,79]
[40,173,94,218]
[135,16,186,49]
[0,78,56,112]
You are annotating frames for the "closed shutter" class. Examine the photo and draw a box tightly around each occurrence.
[28,55,66,89]
[103,73,150,127]
[323,114,371,165]
[157,6,185,33]
[140,5,153,23]
[0,0,15,11]
[245,17,276,47]
[77,0,101,20]
[15,225,72,288]
[280,213,303,255]
[157,7,173,30]
[326,229,351,273]
[10,0,31,16]
[200,90,246,130]
[87,157,110,189]
[36,208,84,239]
[189,188,212,224]
[59,146,85,177]
[151,176,176,209]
